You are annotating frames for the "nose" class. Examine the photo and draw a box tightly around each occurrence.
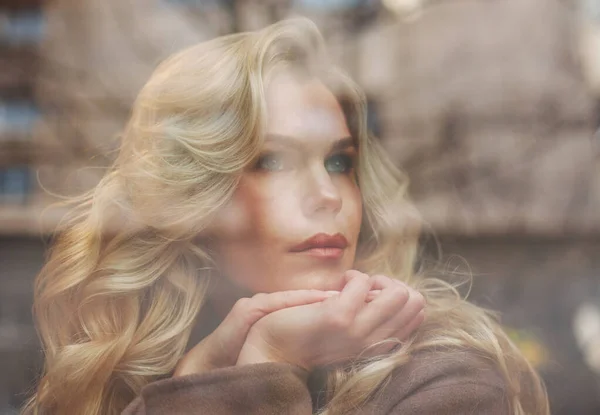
[303,164,343,216]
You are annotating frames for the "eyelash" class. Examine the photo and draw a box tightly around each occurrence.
[254,152,287,172]
[254,151,356,174]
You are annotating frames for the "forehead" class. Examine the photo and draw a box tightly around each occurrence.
[264,71,350,141]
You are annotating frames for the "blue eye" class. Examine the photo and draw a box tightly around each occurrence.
[325,154,354,174]
[256,153,285,171]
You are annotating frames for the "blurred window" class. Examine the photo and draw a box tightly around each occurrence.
[0,10,45,46]
[581,0,600,22]
[0,101,40,136]
[162,0,230,9]
[382,0,422,16]
[0,166,30,204]
[294,0,371,12]
[366,98,382,138]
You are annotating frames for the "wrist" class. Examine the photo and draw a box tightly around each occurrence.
[236,343,280,366]
[237,342,309,369]
[173,352,219,378]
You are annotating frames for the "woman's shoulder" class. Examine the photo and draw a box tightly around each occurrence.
[366,348,511,414]
[395,348,506,390]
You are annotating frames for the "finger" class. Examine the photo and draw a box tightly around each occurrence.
[342,269,370,286]
[327,270,372,316]
[393,309,425,341]
[214,290,334,357]
[327,289,381,302]
[360,309,426,359]
[225,289,335,332]
[369,274,406,290]
[355,276,410,334]
[365,290,381,302]
[367,288,425,342]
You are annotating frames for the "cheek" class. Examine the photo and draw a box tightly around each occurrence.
[223,177,301,241]
[204,182,258,242]
[352,192,363,236]
[252,181,307,243]
[340,180,363,236]
[212,198,249,236]
[208,178,304,291]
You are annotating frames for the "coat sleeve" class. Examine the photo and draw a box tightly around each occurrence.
[388,380,509,414]
[369,350,512,415]
[121,363,313,415]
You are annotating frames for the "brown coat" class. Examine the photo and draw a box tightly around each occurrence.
[122,350,527,414]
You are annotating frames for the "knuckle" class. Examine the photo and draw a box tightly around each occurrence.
[370,274,386,283]
[279,291,294,307]
[346,269,369,282]
[251,292,267,303]
[249,293,271,314]
[329,311,353,330]
[390,285,409,303]
[231,297,257,325]
[357,282,371,295]
[412,291,426,308]
[405,290,425,311]
[348,329,363,343]
[233,297,252,314]
[379,286,408,310]
[232,296,269,326]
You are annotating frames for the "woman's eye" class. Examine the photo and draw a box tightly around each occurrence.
[325,154,354,174]
[256,153,285,171]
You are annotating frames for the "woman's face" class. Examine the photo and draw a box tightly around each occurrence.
[206,71,362,297]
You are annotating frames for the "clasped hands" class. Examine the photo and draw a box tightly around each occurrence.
[174,270,425,377]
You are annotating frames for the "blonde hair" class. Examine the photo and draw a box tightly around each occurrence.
[23,18,549,415]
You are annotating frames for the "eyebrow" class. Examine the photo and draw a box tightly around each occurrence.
[264,134,357,152]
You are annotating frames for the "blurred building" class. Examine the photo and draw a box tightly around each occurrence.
[1,0,600,413]
[0,0,45,411]
[0,0,43,221]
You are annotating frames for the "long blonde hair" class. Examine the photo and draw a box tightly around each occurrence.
[23,18,548,415]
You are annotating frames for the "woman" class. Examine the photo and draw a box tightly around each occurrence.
[23,18,549,414]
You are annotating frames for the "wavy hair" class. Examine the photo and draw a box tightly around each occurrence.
[23,18,549,415]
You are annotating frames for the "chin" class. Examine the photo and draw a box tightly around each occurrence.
[286,270,347,292]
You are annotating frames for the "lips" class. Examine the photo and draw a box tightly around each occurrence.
[290,233,348,259]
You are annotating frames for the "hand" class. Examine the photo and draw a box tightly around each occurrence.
[173,289,337,377]
[236,271,425,371]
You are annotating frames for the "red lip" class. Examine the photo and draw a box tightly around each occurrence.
[290,233,348,253]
